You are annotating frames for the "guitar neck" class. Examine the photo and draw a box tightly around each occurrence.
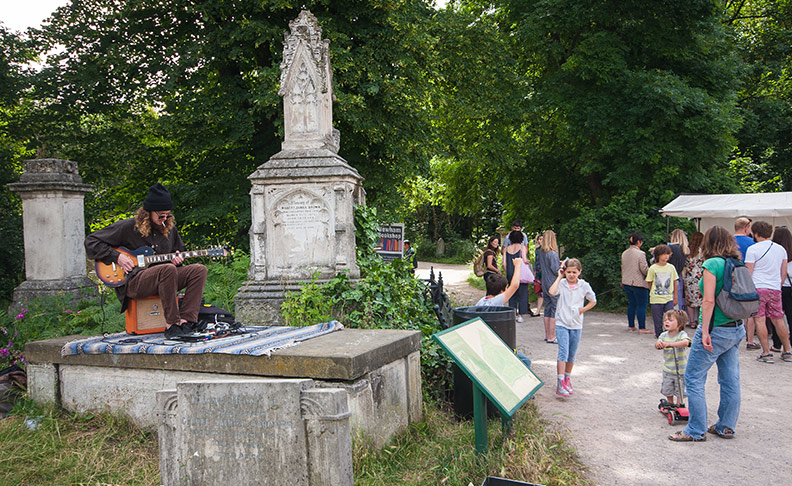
[144,249,211,265]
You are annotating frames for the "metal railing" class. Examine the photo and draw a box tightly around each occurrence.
[423,267,454,329]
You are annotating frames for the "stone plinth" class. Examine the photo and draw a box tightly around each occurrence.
[156,380,351,486]
[26,328,422,448]
[7,158,96,312]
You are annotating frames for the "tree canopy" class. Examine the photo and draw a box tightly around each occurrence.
[2,0,792,304]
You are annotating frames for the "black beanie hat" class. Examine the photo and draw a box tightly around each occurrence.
[143,183,173,211]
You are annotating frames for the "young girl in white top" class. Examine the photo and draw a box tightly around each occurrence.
[548,258,597,397]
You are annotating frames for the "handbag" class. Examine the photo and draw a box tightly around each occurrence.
[518,247,534,283]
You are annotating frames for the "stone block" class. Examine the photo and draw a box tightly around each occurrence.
[156,379,352,486]
[26,363,58,406]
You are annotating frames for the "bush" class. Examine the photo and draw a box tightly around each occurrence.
[282,205,453,397]
[559,191,695,308]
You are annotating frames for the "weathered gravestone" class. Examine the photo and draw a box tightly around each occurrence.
[235,10,365,324]
[157,379,352,486]
[6,159,96,313]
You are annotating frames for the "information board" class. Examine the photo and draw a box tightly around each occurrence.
[377,223,404,262]
[433,317,542,416]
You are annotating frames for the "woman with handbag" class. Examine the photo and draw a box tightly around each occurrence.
[504,230,536,321]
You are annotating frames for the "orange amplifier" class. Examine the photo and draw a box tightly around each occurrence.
[125,296,167,335]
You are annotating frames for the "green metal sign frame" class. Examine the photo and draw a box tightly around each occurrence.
[433,317,543,453]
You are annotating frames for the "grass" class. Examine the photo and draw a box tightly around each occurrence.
[355,399,591,486]
[0,400,159,485]
[1,397,589,486]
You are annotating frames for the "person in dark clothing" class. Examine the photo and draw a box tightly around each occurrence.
[85,183,208,338]
[403,239,417,273]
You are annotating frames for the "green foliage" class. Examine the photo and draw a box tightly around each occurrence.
[202,251,250,312]
[0,401,159,485]
[354,400,591,486]
[559,191,696,307]
[282,205,452,395]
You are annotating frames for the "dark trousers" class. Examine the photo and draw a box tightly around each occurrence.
[651,301,674,337]
[508,283,531,315]
[623,285,649,329]
[127,263,207,325]
[769,286,792,349]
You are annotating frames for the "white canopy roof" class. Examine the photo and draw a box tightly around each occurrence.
[661,193,792,218]
[661,192,792,232]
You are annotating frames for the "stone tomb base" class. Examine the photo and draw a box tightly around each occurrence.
[25,329,422,449]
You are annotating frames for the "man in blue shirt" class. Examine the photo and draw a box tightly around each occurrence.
[733,217,754,261]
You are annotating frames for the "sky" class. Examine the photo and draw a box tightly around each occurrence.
[0,0,68,31]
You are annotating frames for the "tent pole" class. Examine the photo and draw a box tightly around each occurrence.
[666,216,670,241]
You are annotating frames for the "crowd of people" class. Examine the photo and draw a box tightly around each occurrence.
[617,219,792,442]
[476,216,792,441]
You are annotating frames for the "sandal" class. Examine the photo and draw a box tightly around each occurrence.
[668,431,706,442]
[627,327,637,332]
[746,342,761,350]
[545,338,558,344]
[770,347,781,353]
[782,352,792,362]
[707,425,735,439]
[757,353,774,363]
[638,329,654,335]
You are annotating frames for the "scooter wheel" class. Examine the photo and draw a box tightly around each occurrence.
[667,413,675,425]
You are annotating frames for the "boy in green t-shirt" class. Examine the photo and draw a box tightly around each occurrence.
[647,244,679,337]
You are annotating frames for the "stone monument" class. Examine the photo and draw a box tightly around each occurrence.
[7,159,96,312]
[235,10,365,324]
[157,379,353,486]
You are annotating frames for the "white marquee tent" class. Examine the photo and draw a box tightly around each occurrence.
[660,192,792,233]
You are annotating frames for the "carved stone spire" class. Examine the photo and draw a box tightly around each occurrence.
[279,10,339,152]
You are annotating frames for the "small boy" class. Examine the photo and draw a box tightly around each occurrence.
[476,257,522,307]
[646,244,679,337]
[655,309,690,405]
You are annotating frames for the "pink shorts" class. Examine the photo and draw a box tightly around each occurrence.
[756,288,784,319]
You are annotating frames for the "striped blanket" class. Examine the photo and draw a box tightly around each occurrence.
[61,321,343,357]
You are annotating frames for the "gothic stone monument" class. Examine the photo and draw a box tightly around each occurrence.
[236,10,365,324]
[7,159,96,313]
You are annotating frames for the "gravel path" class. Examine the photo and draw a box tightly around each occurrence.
[418,262,792,486]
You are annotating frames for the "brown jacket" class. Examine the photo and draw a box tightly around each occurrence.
[621,246,649,288]
[85,218,185,308]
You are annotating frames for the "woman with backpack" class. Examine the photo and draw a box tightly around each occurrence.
[669,226,746,442]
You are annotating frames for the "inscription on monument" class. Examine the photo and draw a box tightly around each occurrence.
[178,380,308,483]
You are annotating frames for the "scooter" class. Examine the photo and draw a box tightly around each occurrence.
[657,345,689,425]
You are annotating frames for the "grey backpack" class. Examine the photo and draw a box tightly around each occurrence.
[715,257,759,320]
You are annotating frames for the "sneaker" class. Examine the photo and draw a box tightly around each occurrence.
[516,315,524,323]
[563,376,574,395]
[781,352,792,362]
[757,353,774,363]
[164,323,190,339]
[556,382,570,397]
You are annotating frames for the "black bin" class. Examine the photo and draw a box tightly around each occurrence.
[451,306,516,418]
[482,477,543,486]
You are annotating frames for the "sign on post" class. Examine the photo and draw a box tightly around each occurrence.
[377,223,404,262]
[433,317,543,453]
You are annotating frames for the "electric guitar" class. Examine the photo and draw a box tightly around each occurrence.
[95,246,227,287]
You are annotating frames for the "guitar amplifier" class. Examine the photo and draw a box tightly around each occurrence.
[125,296,167,335]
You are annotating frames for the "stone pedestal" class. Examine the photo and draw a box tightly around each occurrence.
[235,11,364,324]
[156,380,352,486]
[7,159,95,313]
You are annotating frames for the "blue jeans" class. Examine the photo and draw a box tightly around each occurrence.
[623,285,649,329]
[556,326,582,363]
[683,324,745,439]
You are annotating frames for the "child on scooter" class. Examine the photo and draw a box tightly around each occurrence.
[547,258,597,397]
[655,310,690,405]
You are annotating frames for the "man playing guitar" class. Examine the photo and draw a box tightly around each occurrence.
[85,183,207,338]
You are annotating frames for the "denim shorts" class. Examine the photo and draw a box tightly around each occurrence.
[556,325,582,363]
